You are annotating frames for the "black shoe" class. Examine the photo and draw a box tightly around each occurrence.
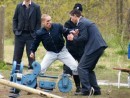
[75,91,90,96]
[9,93,19,98]
[94,91,101,95]
[76,87,81,92]
[75,87,95,96]
[39,72,44,76]
[74,87,81,95]
[27,92,32,95]
[28,66,33,70]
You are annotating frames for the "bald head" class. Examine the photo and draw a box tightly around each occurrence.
[24,0,31,2]
[41,14,52,30]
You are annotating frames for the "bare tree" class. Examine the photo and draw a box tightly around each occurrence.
[0,6,5,61]
[116,0,123,33]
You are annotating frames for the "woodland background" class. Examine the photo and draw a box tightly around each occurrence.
[0,0,130,67]
[1,1,130,98]
[0,0,129,41]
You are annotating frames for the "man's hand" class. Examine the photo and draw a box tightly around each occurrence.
[70,29,79,36]
[74,29,79,36]
[67,33,74,41]
[30,52,35,59]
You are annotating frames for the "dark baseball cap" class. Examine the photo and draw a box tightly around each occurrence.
[73,3,83,12]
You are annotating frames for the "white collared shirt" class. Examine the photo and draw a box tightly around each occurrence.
[22,0,31,6]
[76,16,82,26]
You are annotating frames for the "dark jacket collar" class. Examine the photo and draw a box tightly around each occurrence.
[42,24,54,31]
[20,1,35,18]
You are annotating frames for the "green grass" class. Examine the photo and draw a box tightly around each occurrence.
[1,68,130,98]
[1,38,130,98]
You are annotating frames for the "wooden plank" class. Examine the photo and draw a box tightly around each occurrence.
[0,79,63,98]
[113,67,130,73]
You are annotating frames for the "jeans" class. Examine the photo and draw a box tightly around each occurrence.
[40,46,78,75]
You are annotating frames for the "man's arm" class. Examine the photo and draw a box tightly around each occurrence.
[74,22,88,43]
[63,20,71,38]
[35,5,41,31]
[30,31,41,53]
[30,31,41,59]
[13,5,19,33]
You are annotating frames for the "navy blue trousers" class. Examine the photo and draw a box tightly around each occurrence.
[78,47,105,93]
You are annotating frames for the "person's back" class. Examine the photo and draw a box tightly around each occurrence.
[64,19,82,59]
[78,17,107,55]
[64,3,84,59]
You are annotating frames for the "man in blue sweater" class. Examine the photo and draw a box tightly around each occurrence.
[30,14,78,75]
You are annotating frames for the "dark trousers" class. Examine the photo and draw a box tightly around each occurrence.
[63,55,81,88]
[78,47,105,93]
[13,31,35,69]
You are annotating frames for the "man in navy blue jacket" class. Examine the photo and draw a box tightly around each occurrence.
[30,14,78,75]
[67,9,107,96]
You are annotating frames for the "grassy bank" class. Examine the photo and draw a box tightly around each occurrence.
[0,38,130,98]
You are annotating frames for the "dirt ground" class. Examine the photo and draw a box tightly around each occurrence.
[0,84,89,98]
[1,80,130,98]
[1,69,130,98]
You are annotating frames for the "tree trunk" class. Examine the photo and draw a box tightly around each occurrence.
[0,6,5,61]
[126,8,130,40]
[116,0,123,33]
